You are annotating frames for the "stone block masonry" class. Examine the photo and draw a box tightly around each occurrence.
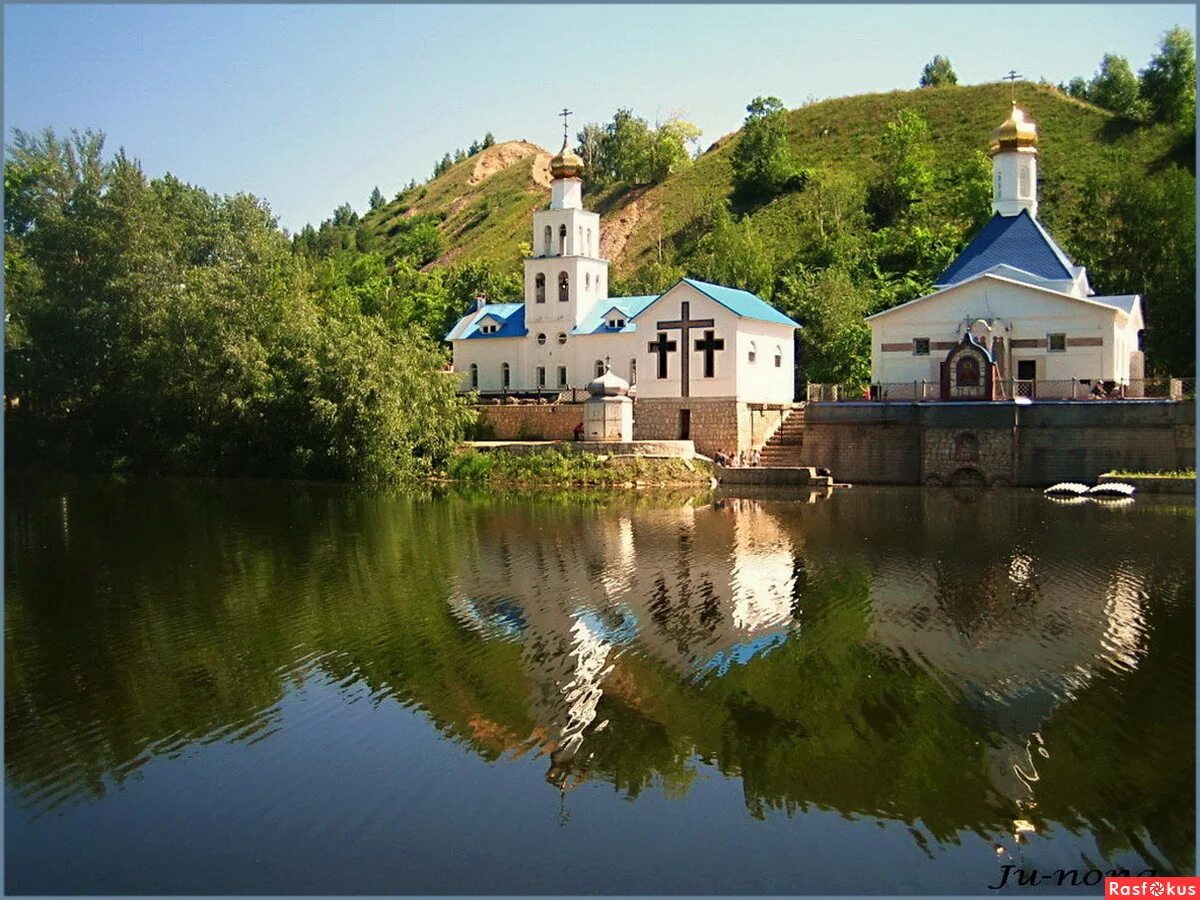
[800,400,1194,487]
[473,398,810,462]
[472,403,585,441]
[632,398,741,458]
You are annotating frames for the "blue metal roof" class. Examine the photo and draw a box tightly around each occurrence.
[445,303,527,340]
[569,295,658,335]
[936,211,1077,286]
[635,279,799,328]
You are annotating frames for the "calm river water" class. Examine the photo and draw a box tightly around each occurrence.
[5,475,1195,895]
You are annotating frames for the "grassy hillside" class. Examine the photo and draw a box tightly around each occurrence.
[361,140,552,269]
[611,81,1182,276]
[361,82,1183,279]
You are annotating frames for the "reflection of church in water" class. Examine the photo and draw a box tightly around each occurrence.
[449,501,803,785]
[448,495,1152,818]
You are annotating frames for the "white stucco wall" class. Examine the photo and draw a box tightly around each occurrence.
[868,276,1139,388]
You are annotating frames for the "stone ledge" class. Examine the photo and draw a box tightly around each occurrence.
[467,440,696,460]
[1098,472,1196,494]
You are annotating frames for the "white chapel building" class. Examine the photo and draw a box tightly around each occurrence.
[446,136,799,451]
[866,104,1145,400]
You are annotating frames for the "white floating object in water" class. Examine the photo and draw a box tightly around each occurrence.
[1087,482,1136,498]
[1044,482,1089,497]
[1091,496,1135,507]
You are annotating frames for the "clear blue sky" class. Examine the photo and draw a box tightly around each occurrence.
[5,4,1193,233]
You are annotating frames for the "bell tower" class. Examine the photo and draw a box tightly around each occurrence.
[989,103,1038,218]
[524,109,609,329]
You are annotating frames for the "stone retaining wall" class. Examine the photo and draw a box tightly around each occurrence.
[801,400,1194,487]
[471,403,584,441]
[632,398,741,457]
[473,399,800,459]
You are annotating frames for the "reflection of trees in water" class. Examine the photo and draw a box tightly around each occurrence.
[5,478,1194,872]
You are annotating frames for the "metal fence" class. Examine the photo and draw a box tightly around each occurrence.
[465,387,591,404]
[807,377,1195,403]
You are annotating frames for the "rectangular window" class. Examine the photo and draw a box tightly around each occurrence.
[536,366,546,387]
[913,338,930,356]
[1047,333,1067,352]
[557,366,567,387]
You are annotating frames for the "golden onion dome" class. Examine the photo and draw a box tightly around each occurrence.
[989,103,1039,154]
[549,140,584,179]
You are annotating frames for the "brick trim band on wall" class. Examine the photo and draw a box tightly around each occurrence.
[1010,339,1042,348]
[1067,336,1104,347]
[882,340,996,352]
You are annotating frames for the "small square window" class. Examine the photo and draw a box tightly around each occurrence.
[1047,333,1067,352]
[913,338,930,356]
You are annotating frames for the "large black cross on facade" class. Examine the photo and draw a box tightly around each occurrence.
[694,330,725,379]
[654,301,719,397]
[647,332,677,380]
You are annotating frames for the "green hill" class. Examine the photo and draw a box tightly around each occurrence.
[360,140,553,269]
[361,81,1183,278]
[611,81,1182,276]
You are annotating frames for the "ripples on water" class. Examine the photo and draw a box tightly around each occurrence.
[5,476,1194,894]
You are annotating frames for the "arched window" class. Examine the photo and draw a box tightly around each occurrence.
[629,359,637,384]
[595,359,605,378]
[557,365,567,386]
[536,332,547,345]
[587,228,593,255]
[585,272,591,291]
[956,355,980,388]
[543,225,552,256]
[501,362,510,389]
[994,172,1002,199]
[558,271,569,302]
[558,224,567,255]
[469,364,478,388]
[748,341,757,364]
[536,366,546,388]
[774,346,783,367]
[577,225,583,251]
[534,273,546,303]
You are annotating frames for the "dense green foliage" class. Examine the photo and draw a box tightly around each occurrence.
[1140,26,1197,132]
[731,96,803,199]
[573,109,700,188]
[919,55,958,87]
[5,128,475,481]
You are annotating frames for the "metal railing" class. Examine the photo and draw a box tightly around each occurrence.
[464,387,591,404]
[807,377,1194,403]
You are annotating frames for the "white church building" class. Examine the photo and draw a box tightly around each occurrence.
[866,104,1145,400]
[447,135,800,451]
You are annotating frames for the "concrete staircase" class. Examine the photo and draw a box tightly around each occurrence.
[758,406,807,467]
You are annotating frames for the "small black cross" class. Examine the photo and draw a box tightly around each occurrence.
[694,330,725,379]
[657,301,715,397]
[1003,70,1022,103]
[647,332,677,380]
[559,107,573,144]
